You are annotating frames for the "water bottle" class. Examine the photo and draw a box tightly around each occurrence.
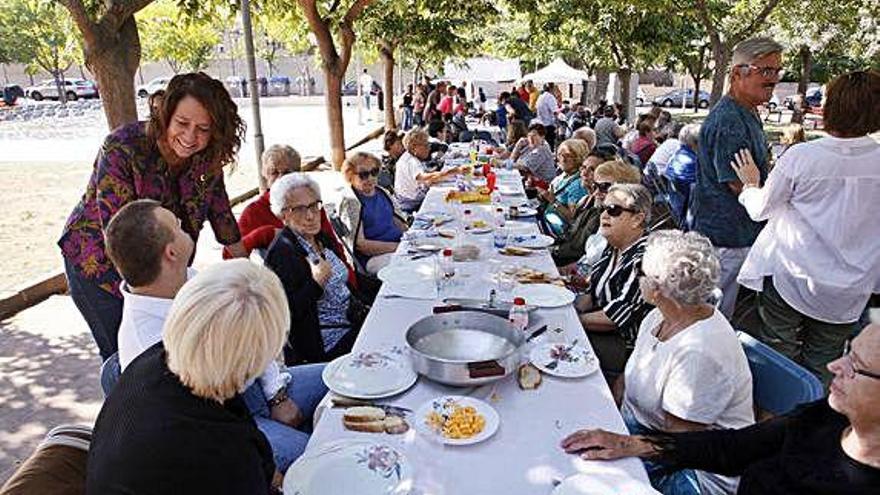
[440,248,455,279]
[508,297,529,332]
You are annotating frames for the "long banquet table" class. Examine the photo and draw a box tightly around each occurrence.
[297,167,650,494]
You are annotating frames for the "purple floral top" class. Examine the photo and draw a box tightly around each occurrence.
[58,122,241,296]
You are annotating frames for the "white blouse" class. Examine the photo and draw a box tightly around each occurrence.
[737,136,880,323]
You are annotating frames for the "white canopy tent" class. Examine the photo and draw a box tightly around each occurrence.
[520,58,593,84]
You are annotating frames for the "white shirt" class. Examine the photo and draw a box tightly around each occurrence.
[117,271,289,400]
[359,73,373,93]
[624,308,754,495]
[648,138,681,175]
[737,136,880,323]
[535,92,558,127]
[394,151,427,201]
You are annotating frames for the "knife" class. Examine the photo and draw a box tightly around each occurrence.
[525,324,549,343]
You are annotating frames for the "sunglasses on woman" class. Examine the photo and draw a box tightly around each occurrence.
[600,204,637,217]
[357,168,381,180]
[594,181,613,193]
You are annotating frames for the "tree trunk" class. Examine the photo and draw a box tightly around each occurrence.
[797,45,812,95]
[324,70,346,169]
[593,69,610,108]
[379,42,396,130]
[693,77,703,109]
[618,67,632,123]
[83,15,140,129]
[1,64,8,85]
[708,44,729,107]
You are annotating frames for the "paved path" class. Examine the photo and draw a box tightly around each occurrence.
[0,295,102,482]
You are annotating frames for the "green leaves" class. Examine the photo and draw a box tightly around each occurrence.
[3,0,82,76]
[137,0,223,73]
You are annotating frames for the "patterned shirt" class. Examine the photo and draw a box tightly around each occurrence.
[58,122,240,296]
[292,231,351,351]
[589,236,652,346]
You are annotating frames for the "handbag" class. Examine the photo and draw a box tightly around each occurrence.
[346,284,372,331]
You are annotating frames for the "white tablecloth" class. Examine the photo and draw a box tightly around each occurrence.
[297,169,649,494]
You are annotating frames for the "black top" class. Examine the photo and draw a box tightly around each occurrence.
[659,400,880,495]
[588,236,652,345]
[551,196,600,266]
[86,344,275,495]
[265,227,352,364]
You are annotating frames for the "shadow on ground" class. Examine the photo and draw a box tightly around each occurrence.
[0,296,102,483]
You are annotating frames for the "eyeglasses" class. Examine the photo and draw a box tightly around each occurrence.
[356,168,380,180]
[842,339,880,380]
[594,181,613,193]
[600,204,637,217]
[737,64,785,79]
[283,200,323,218]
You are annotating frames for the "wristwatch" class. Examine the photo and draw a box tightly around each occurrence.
[268,388,288,408]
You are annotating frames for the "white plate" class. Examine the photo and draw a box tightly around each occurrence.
[504,220,536,233]
[496,184,521,196]
[414,395,500,446]
[322,349,417,400]
[530,341,598,378]
[512,284,575,308]
[509,207,538,218]
[284,441,412,495]
[510,233,555,249]
[377,261,436,283]
[551,473,660,495]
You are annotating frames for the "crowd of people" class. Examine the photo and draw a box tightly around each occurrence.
[2,33,870,495]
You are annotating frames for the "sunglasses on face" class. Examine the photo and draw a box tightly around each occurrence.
[594,181,613,193]
[600,204,637,217]
[357,168,381,180]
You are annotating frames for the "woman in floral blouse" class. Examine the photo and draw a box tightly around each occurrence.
[58,72,247,360]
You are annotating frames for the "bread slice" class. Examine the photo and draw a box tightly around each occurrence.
[343,418,386,433]
[518,363,542,390]
[343,406,386,423]
[383,415,410,435]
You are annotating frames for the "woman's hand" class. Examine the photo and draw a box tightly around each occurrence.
[225,240,248,258]
[731,148,761,189]
[560,429,649,460]
[309,256,332,287]
[537,187,555,204]
[270,397,305,429]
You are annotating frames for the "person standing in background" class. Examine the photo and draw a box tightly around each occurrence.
[689,37,784,319]
[359,69,374,111]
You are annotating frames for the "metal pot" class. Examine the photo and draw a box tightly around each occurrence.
[405,311,524,386]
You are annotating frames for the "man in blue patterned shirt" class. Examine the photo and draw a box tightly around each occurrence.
[690,37,784,319]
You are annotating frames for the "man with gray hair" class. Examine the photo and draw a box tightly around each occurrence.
[689,36,783,319]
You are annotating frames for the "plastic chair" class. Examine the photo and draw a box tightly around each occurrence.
[99,352,121,397]
[736,331,824,417]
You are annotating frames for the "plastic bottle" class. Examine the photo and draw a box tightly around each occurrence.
[508,297,529,332]
[440,248,455,279]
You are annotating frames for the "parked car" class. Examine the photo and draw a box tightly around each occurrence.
[653,88,710,108]
[26,78,98,101]
[137,77,171,98]
[342,79,381,96]
[783,87,823,110]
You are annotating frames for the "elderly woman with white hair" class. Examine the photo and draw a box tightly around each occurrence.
[265,173,361,365]
[611,230,754,495]
[87,261,287,494]
[394,128,459,213]
[576,183,655,376]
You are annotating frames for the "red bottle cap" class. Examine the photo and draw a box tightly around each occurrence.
[442,248,453,256]
[513,297,526,305]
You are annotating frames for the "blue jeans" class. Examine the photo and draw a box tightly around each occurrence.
[623,409,702,495]
[64,258,123,360]
[242,363,328,472]
[364,94,371,110]
[403,107,414,130]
